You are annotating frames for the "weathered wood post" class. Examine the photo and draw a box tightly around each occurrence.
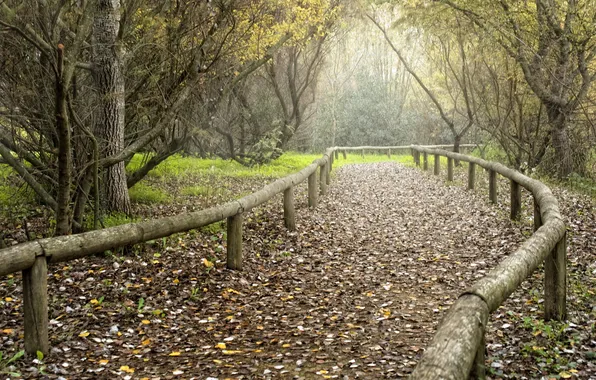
[447,157,454,181]
[423,152,428,171]
[329,153,333,172]
[326,161,331,186]
[308,171,318,208]
[415,150,421,166]
[533,197,542,231]
[320,163,328,195]
[510,180,521,221]
[283,186,296,231]
[23,255,49,356]
[387,149,391,158]
[226,214,243,270]
[342,150,347,159]
[545,233,567,321]
[470,335,486,379]
[434,154,440,175]
[489,170,497,204]
[361,149,364,158]
[468,162,476,190]
[334,150,338,160]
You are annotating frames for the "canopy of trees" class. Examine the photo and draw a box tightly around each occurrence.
[1,0,594,235]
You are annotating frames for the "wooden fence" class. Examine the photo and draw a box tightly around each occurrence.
[408,145,566,379]
[0,144,565,379]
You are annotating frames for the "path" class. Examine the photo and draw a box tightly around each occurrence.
[0,162,527,379]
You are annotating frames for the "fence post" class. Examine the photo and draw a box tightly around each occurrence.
[326,161,331,185]
[545,232,567,321]
[489,170,497,204]
[23,255,49,356]
[342,150,347,159]
[447,157,454,181]
[361,148,364,158]
[283,186,296,231]
[533,197,542,231]
[334,150,338,160]
[415,151,421,166]
[468,163,476,190]
[226,214,243,270]
[320,164,328,195]
[510,180,521,221]
[423,152,428,171]
[387,149,391,158]
[308,171,318,208]
[434,154,440,175]
[469,334,486,379]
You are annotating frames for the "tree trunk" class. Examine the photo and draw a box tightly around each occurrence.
[55,45,72,235]
[93,0,131,214]
[549,111,573,178]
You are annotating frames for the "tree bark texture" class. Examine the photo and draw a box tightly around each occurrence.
[434,154,440,175]
[447,157,454,181]
[55,45,71,235]
[550,119,573,178]
[93,0,131,214]
[423,152,428,171]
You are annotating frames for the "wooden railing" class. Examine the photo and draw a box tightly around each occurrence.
[408,146,566,379]
[0,144,458,356]
[1,148,344,355]
[0,143,563,378]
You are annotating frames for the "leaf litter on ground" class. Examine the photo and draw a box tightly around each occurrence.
[0,161,594,379]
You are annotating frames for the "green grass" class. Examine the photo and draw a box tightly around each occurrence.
[0,164,12,180]
[332,151,415,169]
[128,183,171,204]
[101,213,140,228]
[126,152,323,180]
[126,151,415,181]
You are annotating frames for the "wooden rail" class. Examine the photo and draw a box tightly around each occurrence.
[408,145,566,379]
[3,141,551,373]
[0,148,342,355]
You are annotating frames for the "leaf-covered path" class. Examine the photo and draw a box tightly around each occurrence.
[1,162,595,379]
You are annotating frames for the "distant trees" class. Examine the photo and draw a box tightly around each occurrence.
[439,0,596,178]
[358,0,596,178]
[0,0,339,234]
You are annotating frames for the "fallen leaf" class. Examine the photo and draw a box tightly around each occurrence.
[119,365,135,373]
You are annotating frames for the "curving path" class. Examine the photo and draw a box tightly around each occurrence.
[0,162,529,379]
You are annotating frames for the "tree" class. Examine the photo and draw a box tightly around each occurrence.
[0,0,333,233]
[439,0,596,178]
[93,0,130,214]
[367,7,478,155]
